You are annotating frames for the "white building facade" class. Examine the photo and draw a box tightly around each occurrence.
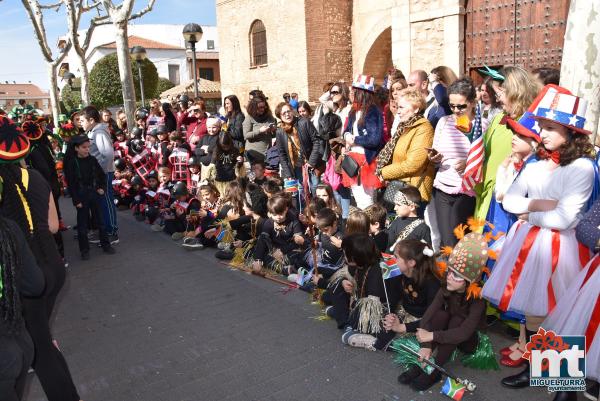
[58,24,219,89]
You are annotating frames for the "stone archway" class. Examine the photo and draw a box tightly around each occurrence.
[362,27,392,83]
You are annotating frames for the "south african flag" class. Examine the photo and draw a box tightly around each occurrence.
[440,377,465,400]
[380,253,401,280]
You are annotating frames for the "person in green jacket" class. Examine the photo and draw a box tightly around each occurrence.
[474,66,541,226]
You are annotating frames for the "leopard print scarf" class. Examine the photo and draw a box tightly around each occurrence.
[376,113,423,176]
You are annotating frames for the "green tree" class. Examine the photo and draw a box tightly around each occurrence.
[89,53,158,109]
[155,77,175,98]
[60,78,83,114]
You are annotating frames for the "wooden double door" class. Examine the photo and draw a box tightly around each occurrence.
[465,0,570,79]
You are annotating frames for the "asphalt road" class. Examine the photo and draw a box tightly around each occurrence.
[22,199,568,401]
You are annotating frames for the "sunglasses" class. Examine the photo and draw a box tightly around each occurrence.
[330,90,340,95]
[449,103,469,111]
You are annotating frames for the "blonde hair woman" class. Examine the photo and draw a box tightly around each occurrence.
[473,66,541,223]
[376,87,435,205]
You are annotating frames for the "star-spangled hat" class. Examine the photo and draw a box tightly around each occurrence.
[352,74,375,93]
[531,86,591,135]
[506,84,573,142]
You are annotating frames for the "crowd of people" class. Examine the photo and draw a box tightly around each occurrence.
[0,63,598,401]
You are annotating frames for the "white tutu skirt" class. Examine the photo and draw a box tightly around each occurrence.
[543,255,600,381]
[482,221,587,317]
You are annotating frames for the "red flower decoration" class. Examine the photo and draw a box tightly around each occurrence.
[522,327,571,372]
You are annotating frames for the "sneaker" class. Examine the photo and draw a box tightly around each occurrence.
[171,232,184,241]
[102,246,116,255]
[343,331,377,350]
[585,382,599,401]
[182,237,204,250]
[324,306,334,318]
[410,371,442,392]
[398,366,423,385]
[109,234,119,245]
[81,251,90,260]
[88,232,100,244]
[151,224,164,232]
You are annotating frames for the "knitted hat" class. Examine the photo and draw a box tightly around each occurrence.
[57,122,78,139]
[352,74,375,93]
[0,115,30,162]
[438,219,502,299]
[447,232,490,283]
[507,84,573,142]
[21,120,43,141]
[532,86,591,135]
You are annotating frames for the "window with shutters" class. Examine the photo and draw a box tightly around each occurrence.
[249,20,267,67]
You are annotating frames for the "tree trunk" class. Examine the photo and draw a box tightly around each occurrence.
[47,63,61,124]
[113,20,137,130]
[76,48,91,105]
[560,0,600,143]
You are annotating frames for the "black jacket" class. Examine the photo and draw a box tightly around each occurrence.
[276,117,324,179]
[63,155,107,206]
[195,134,219,166]
[226,112,246,150]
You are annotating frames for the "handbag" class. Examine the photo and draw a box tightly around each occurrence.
[341,154,360,178]
[323,154,342,190]
[380,161,430,209]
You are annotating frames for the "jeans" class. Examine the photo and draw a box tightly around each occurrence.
[99,171,118,235]
[334,186,352,219]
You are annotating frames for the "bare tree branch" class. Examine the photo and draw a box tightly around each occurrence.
[22,0,55,62]
[128,0,155,21]
[39,1,62,10]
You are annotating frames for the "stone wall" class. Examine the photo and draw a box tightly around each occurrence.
[304,0,353,102]
[216,0,309,108]
[353,0,465,82]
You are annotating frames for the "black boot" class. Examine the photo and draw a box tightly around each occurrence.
[410,370,442,391]
[397,365,422,385]
[553,391,578,401]
[501,363,530,389]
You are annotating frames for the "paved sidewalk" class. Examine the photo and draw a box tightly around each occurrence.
[23,200,563,401]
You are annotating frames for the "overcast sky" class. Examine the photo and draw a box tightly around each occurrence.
[0,0,216,90]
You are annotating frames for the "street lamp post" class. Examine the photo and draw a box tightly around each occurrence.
[182,23,203,99]
[130,45,147,107]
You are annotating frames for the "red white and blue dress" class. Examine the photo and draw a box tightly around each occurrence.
[482,157,595,317]
[543,198,600,381]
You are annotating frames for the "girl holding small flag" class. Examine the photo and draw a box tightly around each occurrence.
[325,234,399,346]
[392,222,498,392]
[378,240,441,350]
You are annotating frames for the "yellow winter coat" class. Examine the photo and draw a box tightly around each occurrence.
[380,117,435,202]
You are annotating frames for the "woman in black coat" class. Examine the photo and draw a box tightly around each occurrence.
[224,95,246,151]
[275,102,324,196]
